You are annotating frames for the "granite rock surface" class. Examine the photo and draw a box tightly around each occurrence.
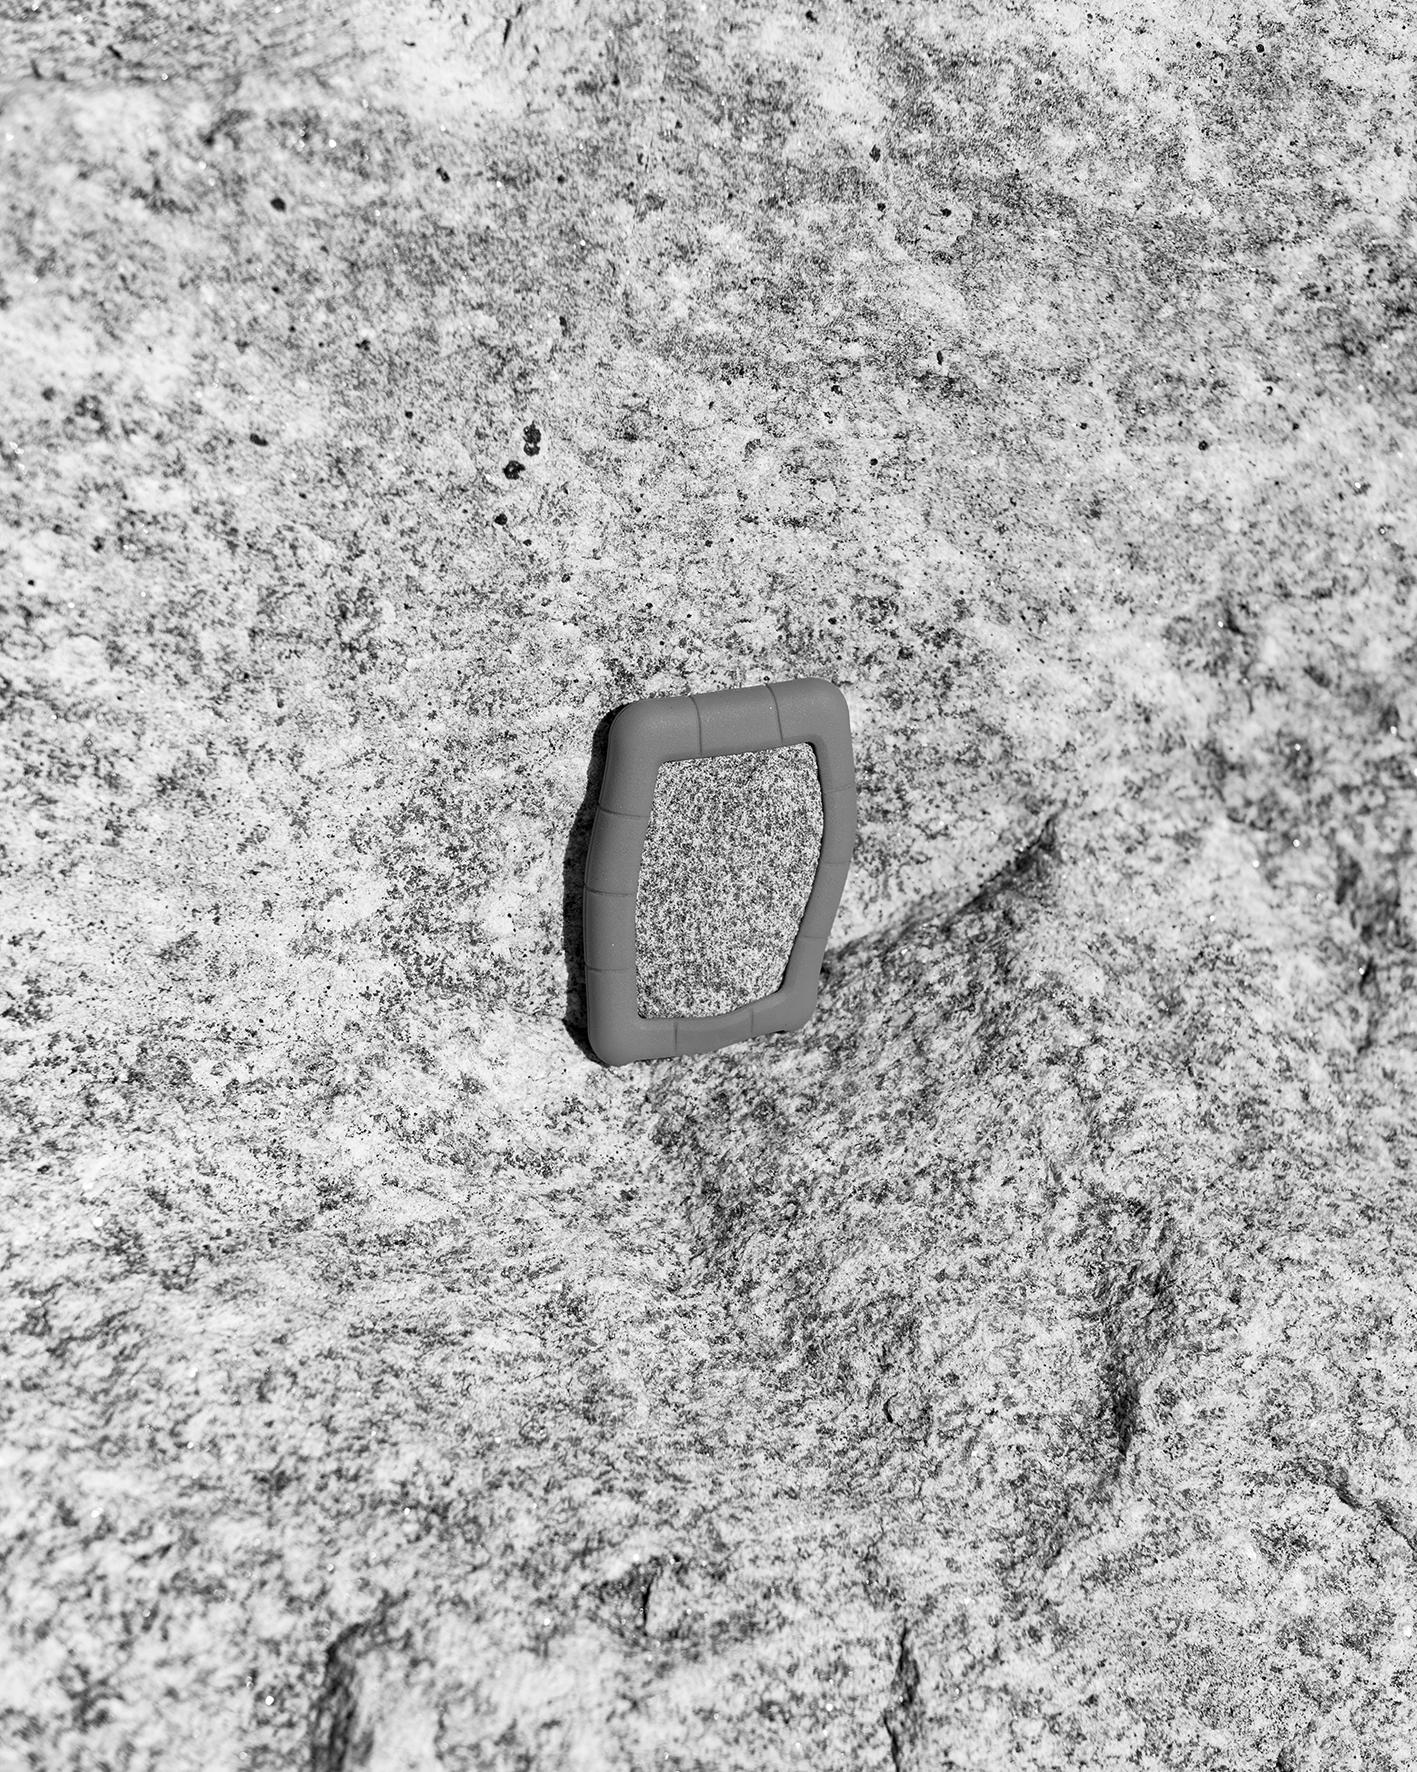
[2,1,1416,1768]
[634,744,823,1019]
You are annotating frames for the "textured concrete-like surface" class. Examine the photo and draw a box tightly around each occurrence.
[2,1,1416,1769]
[635,745,823,1018]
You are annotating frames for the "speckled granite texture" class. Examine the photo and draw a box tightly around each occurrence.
[635,746,823,1018]
[2,1,1416,1768]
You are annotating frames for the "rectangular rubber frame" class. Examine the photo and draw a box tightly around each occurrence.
[583,677,857,1065]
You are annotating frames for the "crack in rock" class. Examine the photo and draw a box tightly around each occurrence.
[882,1622,926,1772]
[1299,1457,1417,1559]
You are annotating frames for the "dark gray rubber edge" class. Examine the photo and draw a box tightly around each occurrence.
[583,677,857,1066]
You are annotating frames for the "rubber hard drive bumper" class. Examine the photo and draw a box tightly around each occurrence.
[582,678,857,1066]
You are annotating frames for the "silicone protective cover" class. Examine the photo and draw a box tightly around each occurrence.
[583,678,857,1066]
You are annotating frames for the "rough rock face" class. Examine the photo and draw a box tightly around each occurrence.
[634,744,823,1018]
[2,2,1415,1769]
